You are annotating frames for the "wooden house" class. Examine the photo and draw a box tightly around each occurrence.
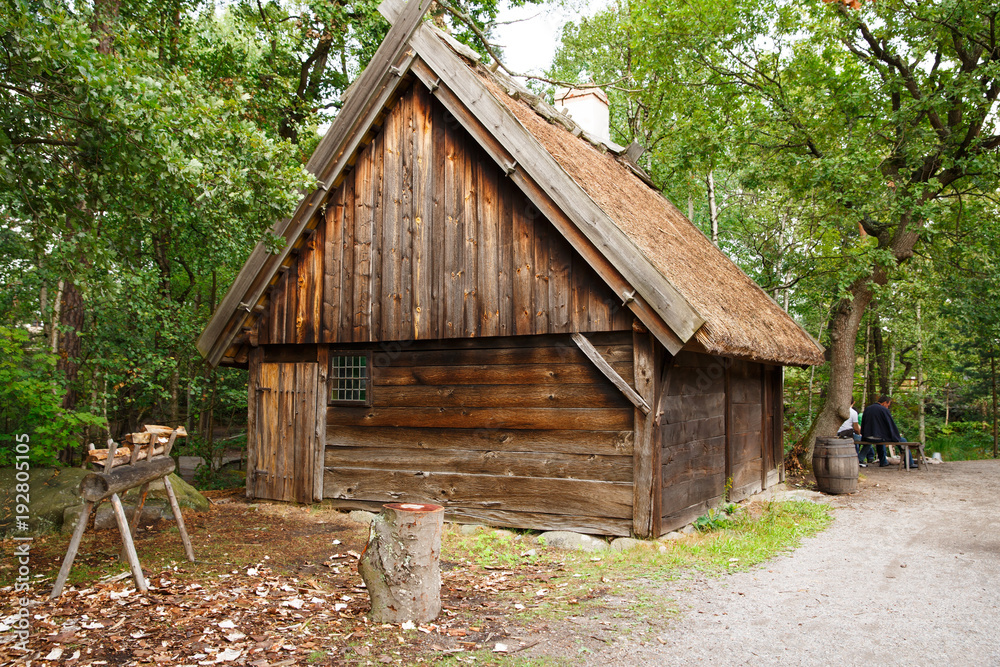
[197,0,824,538]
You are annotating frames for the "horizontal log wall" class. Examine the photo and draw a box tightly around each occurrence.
[659,352,728,532]
[324,333,635,535]
[255,81,630,347]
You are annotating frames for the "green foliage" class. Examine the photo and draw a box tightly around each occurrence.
[193,464,246,491]
[452,529,538,568]
[693,509,732,532]
[0,327,103,465]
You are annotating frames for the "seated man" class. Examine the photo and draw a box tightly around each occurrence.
[860,395,908,468]
[836,397,865,467]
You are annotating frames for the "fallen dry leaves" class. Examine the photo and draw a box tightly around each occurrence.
[0,498,587,665]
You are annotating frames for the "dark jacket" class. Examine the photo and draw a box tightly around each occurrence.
[860,402,903,442]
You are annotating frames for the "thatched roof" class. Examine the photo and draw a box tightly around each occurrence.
[474,71,824,366]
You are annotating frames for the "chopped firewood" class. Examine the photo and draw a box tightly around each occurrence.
[144,424,188,437]
[87,443,166,467]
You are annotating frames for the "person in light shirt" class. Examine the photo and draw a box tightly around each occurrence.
[836,397,867,467]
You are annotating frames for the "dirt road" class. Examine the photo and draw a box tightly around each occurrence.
[542,460,1000,666]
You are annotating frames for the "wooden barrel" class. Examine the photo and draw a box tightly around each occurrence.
[812,437,858,494]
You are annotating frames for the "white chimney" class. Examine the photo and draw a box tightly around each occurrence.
[555,87,611,145]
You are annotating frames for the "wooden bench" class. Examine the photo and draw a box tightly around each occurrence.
[896,441,927,472]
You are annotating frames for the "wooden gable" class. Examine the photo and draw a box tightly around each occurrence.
[253,82,631,346]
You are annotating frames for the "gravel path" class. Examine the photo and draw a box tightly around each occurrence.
[535,460,1000,666]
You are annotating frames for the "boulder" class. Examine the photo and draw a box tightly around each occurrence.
[93,501,171,531]
[610,537,648,552]
[1,467,209,536]
[458,523,486,535]
[659,531,684,542]
[123,474,210,512]
[0,468,88,535]
[538,531,608,552]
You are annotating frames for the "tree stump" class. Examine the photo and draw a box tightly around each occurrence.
[358,503,444,623]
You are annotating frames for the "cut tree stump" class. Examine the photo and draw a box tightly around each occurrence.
[358,503,444,623]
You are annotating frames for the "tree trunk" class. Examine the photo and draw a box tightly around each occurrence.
[358,503,444,624]
[861,317,871,408]
[169,362,180,425]
[870,303,890,397]
[944,383,950,426]
[58,281,84,412]
[799,273,880,464]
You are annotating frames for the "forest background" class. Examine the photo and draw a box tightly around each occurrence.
[1,0,997,479]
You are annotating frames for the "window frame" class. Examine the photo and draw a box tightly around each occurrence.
[328,351,373,407]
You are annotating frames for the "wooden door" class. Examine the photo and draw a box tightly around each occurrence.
[248,360,320,502]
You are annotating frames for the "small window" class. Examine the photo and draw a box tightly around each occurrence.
[330,353,371,406]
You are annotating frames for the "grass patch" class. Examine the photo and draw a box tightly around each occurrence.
[439,500,831,626]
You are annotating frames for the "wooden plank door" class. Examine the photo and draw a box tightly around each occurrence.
[248,361,319,503]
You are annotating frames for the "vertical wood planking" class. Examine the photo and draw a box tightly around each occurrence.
[298,363,317,502]
[412,84,434,340]
[285,256,299,344]
[532,208,549,334]
[477,160,500,337]
[270,272,285,344]
[315,349,329,502]
[462,136,478,336]
[773,368,785,482]
[399,91,414,341]
[305,83,651,345]
[443,113,463,337]
[632,326,659,537]
[381,99,402,340]
[433,100,448,337]
[370,130,385,342]
[246,348,262,498]
[497,177,513,336]
[549,234,571,333]
[322,191,344,342]
[340,176,356,342]
[354,143,373,342]
[570,255,586,332]
[307,221,325,344]
[512,194,533,335]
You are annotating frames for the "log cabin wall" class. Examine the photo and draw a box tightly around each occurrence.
[727,359,765,502]
[253,81,632,348]
[659,352,727,531]
[658,353,784,533]
[323,332,637,536]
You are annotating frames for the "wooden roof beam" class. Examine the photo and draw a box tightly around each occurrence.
[572,333,650,414]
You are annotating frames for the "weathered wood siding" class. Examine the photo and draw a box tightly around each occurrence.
[658,353,783,532]
[763,365,783,488]
[727,359,764,502]
[254,81,630,347]
[247,353,325,503]
[659,352,727,531]
[323,333,636,536]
